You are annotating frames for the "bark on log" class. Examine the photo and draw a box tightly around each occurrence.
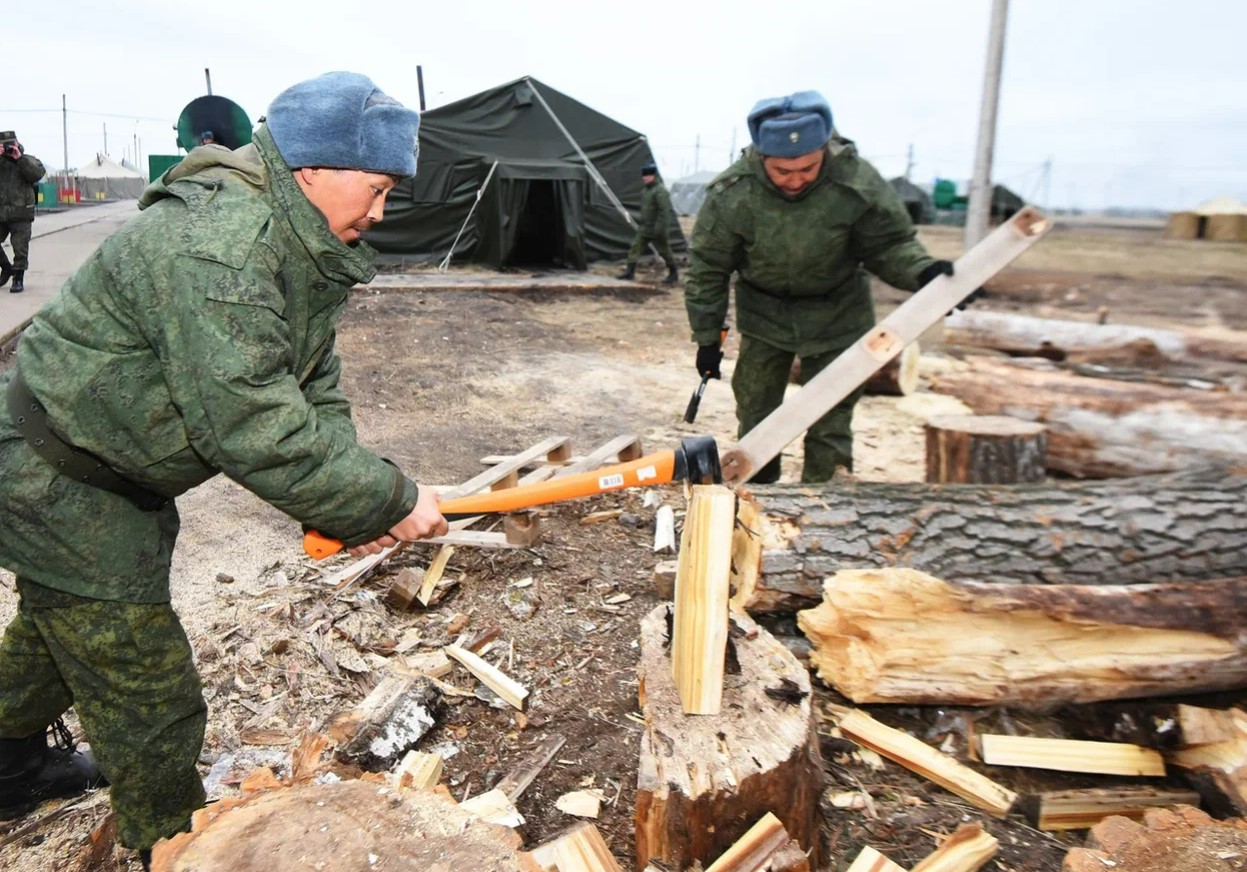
[797,569,1247,707]
[151,781,536,872]
[928,356,1247,477]
[925,415,1047,483]
[635,606,823,872]
[790,342,919,396]
[732,467,1247,615]
[944,309,1247,364]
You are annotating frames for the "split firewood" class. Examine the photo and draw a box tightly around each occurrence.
[1019,787,1202,831]
[1062,806,1247,872]
[555,789,604,819]
[526,823,624,872]
[385,566,426,611]
[418,545,456,606]
[1167,708,1247,816]
[653,505,676,553]
[460,788,525,828]
[766,841,812,872]
[703,812,793,872]
[494,733,567,800]
[844,845,906,872]
[672,484,736,715]
[503,511,542,546]
[325,674,438,768]
[150,781,536,872]
[1060,702,1240,751]
[391,750,444,791]
[652,560,679,600]
[580,509,623,526]
[798,570,1247,707]
[835,709,1016,817]
[978,734,1165,777]
[445,644,529,710]
[736,467,1247,614]
[928,355,1247,477]
[909,823,998,872]
[636,606,823,871]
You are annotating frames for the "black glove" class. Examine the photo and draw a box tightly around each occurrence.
[917,260,985,311]
[695,343,723,380]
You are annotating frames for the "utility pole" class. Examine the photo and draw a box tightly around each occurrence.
[694,134,700,173]
[62,94,68,173]
[1042,156,1052,211]
[204,68,213,96]
[964,0,1009,248]
[730,127,736,162]
[905,143,915,181]
[416,66,427,111]
[103,123,108,156]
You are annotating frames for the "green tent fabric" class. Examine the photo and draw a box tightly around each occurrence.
[366,77,685,270]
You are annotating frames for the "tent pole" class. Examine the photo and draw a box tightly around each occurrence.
[438,160,499,272]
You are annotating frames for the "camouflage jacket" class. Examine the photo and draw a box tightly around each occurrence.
[0,126,417,599]
[0,149,46,222]
[684,140,936,355]
[639,179,672,237]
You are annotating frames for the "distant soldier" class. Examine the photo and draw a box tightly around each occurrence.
[0,131,46,294]
[684,91,974,483]
[0,72,443,870]
[619,160,679,285]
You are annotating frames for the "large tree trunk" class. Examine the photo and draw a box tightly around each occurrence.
[943,309,1247,364]
[797,569,1247,708]
[731,467,1247,615]
[927,356,1247,477]
[634,606,823,872]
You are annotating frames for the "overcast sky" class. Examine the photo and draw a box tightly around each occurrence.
[6,0,1245,211]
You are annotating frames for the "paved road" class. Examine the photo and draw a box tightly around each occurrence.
[0,201,139,343]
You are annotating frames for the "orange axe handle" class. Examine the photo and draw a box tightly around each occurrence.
[302,436,720,560]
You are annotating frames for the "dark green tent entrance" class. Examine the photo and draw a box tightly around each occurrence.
[366,77,685,270]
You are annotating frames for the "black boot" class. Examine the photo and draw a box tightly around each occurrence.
[0,718,105,819]
[616,263,636,281]
[9,270,23,293]
[663,265,679,285]
[0,259,11,289]
[139,849,153,871]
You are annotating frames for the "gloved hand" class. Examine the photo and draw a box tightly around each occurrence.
[695,343,723,380]
[917,259,985,311]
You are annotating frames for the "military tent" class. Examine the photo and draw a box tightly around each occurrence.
[74,154,146,200]
[1165,196,1247,241]
[366,77,685,269]
[888,177,934,224]
[670,170,721,217]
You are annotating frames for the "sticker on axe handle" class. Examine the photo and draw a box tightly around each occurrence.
[636,465,658,482]
[599,473,625,489]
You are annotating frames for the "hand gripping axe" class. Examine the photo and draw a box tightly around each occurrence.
[303,435,722,560]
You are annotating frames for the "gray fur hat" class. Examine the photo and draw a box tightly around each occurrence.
[266,72,420,177]
[747,91,833,158]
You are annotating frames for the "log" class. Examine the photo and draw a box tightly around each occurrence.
[1059,702,1240,751]
[798,570,1247,707]
[1167,708,1247,816]
[864,341,921,396]
[944,309,1247,364]
[325,674,439,768]
[928,356,1247,477]
[151,781,538,872]
[924,414,1047,484]
[732,467,1247,615]
[635,606,823,871]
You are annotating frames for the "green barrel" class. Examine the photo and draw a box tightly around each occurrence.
[176,95,252,152]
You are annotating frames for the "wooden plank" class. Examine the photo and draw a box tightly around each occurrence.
[446,644,529,710]
[672,485,736,715]
[837,709,1017,817]
[721,207,1050,484]
[444,436,572,498]
[910,823,998,872]
[703,812,790,872]
[417,545,456,606]
[979,734,1165,777]
[556,435,643,477]
[495,734,567,800]
[1021,787,1202,831]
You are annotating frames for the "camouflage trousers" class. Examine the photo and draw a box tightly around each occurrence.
[0,220,33,271]
[0,579,206,850]
[731,334,865,483]
[626,230,676,268]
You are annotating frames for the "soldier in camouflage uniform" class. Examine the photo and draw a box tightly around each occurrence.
[0,73,443,867]
[0,132,46,293]
[685,91,966,483]
[619,161,679,285]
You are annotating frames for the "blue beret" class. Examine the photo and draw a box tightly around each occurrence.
[266,71,420,178]
[747,91,833,158]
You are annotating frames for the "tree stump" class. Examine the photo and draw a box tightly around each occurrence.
[635,606,823,871]
[151,781,536,872]
[925,414,1047,483]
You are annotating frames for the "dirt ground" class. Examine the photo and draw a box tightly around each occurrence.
[2,221,1246,871]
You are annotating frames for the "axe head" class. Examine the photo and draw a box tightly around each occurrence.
[672,435,722,485]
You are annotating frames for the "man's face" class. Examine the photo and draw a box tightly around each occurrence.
[642,173,657,185]
[761,149,825,198]
[296,168,398,244]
